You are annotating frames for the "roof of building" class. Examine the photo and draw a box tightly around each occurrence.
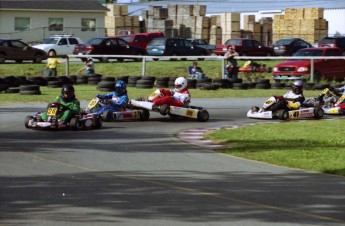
[121,0,345,15]
[0,0,108,12]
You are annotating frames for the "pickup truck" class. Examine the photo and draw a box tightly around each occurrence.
[272,47,345,82]
[187,39,216,54]
[214,38,274,56]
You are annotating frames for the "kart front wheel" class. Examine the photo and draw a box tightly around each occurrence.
[197,109,209,122]
[24,116,33,128]
[140,109,150,121]
[102,110,113,122]
[314,107,324,119]
[94,117,102,129]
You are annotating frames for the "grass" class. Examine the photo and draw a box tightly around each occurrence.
[204,120,345,177]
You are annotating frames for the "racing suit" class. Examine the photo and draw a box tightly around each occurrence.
[41,96,80,122]
[270,91,305,112]
[95,92,129,114]
[153,88,191,107]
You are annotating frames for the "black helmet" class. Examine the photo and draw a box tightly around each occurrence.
[61,84,75,102]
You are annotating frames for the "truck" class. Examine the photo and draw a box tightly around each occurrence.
[272,47,345,82]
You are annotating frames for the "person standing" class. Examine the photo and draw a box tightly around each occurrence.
[224,45,239,80]
[45,51,61,76]
[77,58,95,76]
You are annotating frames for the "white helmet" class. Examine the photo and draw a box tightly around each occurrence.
[174,77,188,92]
[292,80,303,94]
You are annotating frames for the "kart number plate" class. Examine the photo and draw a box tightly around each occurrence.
[185,109,196,117]
[88,99,99,109]
[47,107,58,116]
[329,108,339,113]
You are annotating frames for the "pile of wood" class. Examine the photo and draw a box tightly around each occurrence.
[242,15,273,45]
[105,4,141,36]
[273,7,328,44]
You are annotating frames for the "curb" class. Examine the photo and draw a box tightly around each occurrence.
[178,121,278,149]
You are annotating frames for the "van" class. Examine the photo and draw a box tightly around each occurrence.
[117,32,164,49]
[146,37,211,61]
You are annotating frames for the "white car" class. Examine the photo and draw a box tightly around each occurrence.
[32,35,84,55]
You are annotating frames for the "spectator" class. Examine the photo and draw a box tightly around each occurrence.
[77,58,95,76]
[45,51,61,77]
[224,45,239,80]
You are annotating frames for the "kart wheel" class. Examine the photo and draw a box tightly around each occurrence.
[160,104,169,116]
[277,109,288,120]
[197,109,209,122]
[251,106,260,112]
[94,117,102,129]
[102,110,113,122]
[70,117,80,130]
[168,113,179,119]
[140,109,150,121]
[24,116,33,128]
[314,107,324,119]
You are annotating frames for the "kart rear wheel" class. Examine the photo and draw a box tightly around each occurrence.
[94,117,102,129]
[24,116,33,128]
[140,109,150,121]
[197,109,209,122]
[277,109,288,120]
[102,110,113,122]
[314,107,324,119]
[70,117,80,130]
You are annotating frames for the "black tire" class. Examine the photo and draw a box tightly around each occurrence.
[140,109,150,121]
[5,87,20,93]
[136,84,154,89]
[277,109,289,120]
[314,108,324,119]
[19,90,41,95]
[0,83,9,92]
[33,54,44,63]
[102,110,113,122]
[94,117,102,129]
[251,106,260,112]
[197,109,209,122]
[97,81,115,89]
[19,84,40,91]
[70,117,80,130]
[255,83,271,89]
[47,80,62,88]
[24,116,33,128]
[233,83,248,90]
[136,79,154,85]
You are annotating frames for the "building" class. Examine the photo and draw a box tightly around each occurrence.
[0,0,109,43]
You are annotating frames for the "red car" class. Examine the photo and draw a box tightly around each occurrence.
[272,47,345,82]
[215,38,274,56]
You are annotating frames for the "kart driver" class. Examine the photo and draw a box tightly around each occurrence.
[261,80,305,112]
[94,80,129,114]
[41,84,80,128]
[151,77,191,114]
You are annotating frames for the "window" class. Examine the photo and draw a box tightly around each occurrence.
[48,18,63,31]
[81,18,96,31]
[68,38,79,45]
[15,18,30,31]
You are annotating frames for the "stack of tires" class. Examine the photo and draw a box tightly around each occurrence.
[136,76,155,89]
[255,79,271,89]
[76,75,88,85]
[87,74,102,85]
[19,84,41,95]
[155,77,170,88]
[127,76,141,87]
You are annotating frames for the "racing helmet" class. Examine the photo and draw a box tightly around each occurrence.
[115,80,127,96]
[61,84,75,102]
[292,80,303,94]
[174,77,188,92]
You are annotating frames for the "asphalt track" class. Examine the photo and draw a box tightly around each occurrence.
[1,98,345,226]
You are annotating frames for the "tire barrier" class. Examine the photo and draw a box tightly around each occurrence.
[97,81,115,92]
[127,76,141,87]
[19,84,41,95]
[155,77,170,88]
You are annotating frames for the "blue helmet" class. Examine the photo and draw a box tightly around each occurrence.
[115,80,127,96]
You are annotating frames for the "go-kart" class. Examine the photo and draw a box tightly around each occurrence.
[129,89,210,122]
[25,102,102,130]
[85,97,150,122]
[321,95,345,115]
[247,96,324,120]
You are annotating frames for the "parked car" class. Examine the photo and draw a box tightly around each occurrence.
[117,32,164,49]
[0,38,47,63]
[272,47,345,82]
[73,37,147,63]
[215,38,275,56]
[272,38,313,56]
[187,38,216,54]
[146,37,210,61]
[32,35,84,55]
[317,36,345,52]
